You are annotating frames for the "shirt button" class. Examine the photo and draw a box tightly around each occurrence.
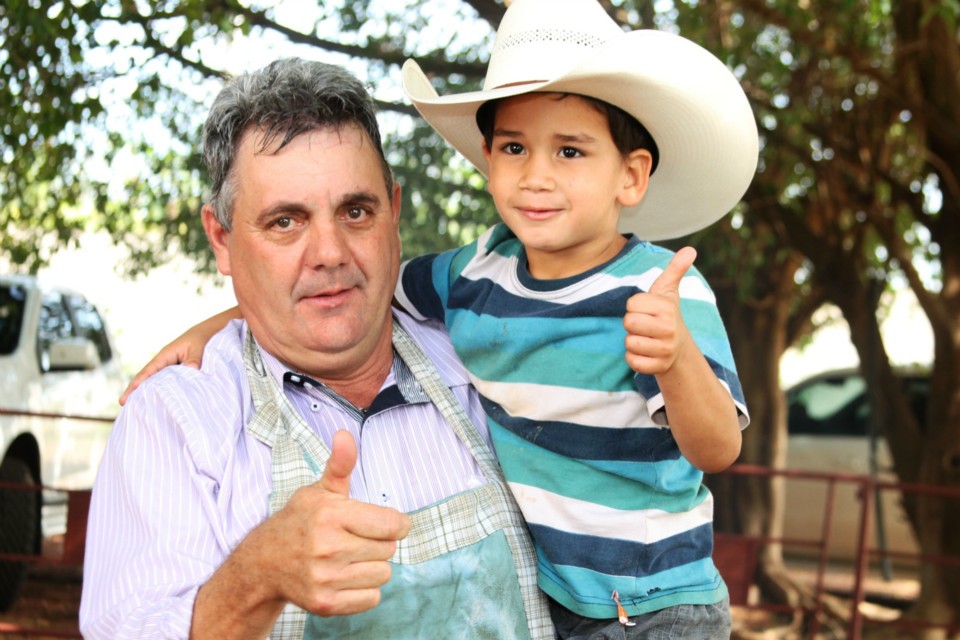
[310,401,320,412]
[380,492,390,504]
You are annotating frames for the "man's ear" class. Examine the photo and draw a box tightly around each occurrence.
[618,149,653,207]
[202,205,233,277]
[390,181,402,227]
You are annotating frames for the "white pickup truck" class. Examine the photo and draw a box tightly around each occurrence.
[0,274,126,610]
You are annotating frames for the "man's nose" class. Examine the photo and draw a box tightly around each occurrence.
[305,217,350,267]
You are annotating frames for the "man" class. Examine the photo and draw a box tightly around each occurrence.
[79,58,551,639]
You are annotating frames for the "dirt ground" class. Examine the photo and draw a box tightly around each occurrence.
[0,564,82,639]
[0,548,922,640]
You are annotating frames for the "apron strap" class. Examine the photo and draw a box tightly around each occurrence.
[390,321,552,639]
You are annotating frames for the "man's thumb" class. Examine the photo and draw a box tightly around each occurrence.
[318,430,357,497]
[649,246,697,295]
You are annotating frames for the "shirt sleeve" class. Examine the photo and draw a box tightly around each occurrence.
[79,379,234,639]
[634,263,750,429]
[395,253,448,322]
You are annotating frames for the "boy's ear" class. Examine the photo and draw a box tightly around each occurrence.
[618,149,653,207]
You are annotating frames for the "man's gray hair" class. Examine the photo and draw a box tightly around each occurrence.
[202,58,393,229]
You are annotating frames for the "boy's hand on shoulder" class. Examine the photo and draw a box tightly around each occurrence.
[623,247,697,375]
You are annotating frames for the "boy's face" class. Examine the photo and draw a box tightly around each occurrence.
[482,93,652,279]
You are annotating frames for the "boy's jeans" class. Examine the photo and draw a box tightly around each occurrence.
[550,596,731,640]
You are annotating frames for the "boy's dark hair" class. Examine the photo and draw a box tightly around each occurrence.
[476,93,660,173]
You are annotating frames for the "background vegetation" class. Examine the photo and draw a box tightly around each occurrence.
[2,0,957,635]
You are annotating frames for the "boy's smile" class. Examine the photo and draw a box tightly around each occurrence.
[483,92,651,280]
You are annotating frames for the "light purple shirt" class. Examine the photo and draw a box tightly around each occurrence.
[79,311,492,639]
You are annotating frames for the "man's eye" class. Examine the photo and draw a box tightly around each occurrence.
[272,216,293,229]
[345,207,368,221]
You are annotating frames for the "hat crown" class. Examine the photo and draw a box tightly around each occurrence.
[483,0,624,90]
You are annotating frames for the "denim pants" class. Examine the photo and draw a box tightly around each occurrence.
[550,596,732,640]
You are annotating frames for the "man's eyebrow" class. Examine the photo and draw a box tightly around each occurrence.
[256,201,310,224]
[337,190,383,208]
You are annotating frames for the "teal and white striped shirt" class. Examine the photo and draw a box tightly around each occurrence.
[396,223,749,619]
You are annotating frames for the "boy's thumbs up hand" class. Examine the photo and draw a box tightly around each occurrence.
[623,247,696,375]
[648,246,696,297]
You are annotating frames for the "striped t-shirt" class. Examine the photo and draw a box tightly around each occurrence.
[396,223,749,619]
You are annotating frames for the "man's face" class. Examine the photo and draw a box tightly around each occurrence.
[204,124,401,381]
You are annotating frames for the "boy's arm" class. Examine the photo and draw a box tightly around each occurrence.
[623,247,742,473]
[119,306,243,405]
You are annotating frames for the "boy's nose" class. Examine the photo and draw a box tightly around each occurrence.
[518,154,556,191]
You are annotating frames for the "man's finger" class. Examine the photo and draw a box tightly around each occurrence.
[318,430,358,498]
[649,246,697,296]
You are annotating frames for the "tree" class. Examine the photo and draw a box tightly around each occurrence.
[726,1,960,633]
[3,0,958,634]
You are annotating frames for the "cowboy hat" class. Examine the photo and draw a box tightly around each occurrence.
[402,0,759,241]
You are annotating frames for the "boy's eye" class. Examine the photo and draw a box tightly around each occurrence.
[560,147,582,159]
[502,142,524,155]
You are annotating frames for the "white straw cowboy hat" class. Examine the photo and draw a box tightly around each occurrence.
[402,0,759,241]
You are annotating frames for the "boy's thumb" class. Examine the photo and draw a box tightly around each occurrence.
[317,430,358,497]
[650,246,697,296]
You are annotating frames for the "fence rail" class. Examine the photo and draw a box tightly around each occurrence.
[713,464,960,639]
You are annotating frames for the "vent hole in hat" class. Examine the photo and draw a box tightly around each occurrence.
[494,28,609,53]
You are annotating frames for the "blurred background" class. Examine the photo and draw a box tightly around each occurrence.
[1,1,957,637]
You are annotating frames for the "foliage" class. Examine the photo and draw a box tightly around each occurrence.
[0,0,501,274]
[4,0,959,628]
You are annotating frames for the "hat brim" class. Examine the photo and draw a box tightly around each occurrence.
[403,30,759,241]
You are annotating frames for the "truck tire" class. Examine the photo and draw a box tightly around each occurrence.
[0,456,38,612]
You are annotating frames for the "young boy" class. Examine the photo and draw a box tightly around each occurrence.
[395,1,755,635]
[126,0,757,636]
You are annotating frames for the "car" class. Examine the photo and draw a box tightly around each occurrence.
[0,274,126,610]
[782,368,927,565]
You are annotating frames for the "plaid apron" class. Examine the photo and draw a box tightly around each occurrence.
[242,322,552,639]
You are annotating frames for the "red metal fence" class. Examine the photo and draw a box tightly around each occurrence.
[713,464,960,639]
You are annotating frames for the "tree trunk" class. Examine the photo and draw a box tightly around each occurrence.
[702,231,813,608]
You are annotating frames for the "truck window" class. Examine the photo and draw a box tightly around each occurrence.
[65,293,113,364]
[0,284,26,356]
[37,292,74,372]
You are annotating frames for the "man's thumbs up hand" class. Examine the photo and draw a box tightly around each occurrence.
[623,247,696,375]
[246,430,412,617]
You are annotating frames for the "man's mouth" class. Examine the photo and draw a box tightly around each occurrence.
[299,286,354,308]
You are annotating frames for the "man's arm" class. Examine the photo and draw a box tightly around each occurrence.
[82,376,410,639]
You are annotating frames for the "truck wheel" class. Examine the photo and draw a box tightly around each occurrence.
[0,457,38,612]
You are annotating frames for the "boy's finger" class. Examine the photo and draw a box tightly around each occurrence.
[649,246,697,296]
